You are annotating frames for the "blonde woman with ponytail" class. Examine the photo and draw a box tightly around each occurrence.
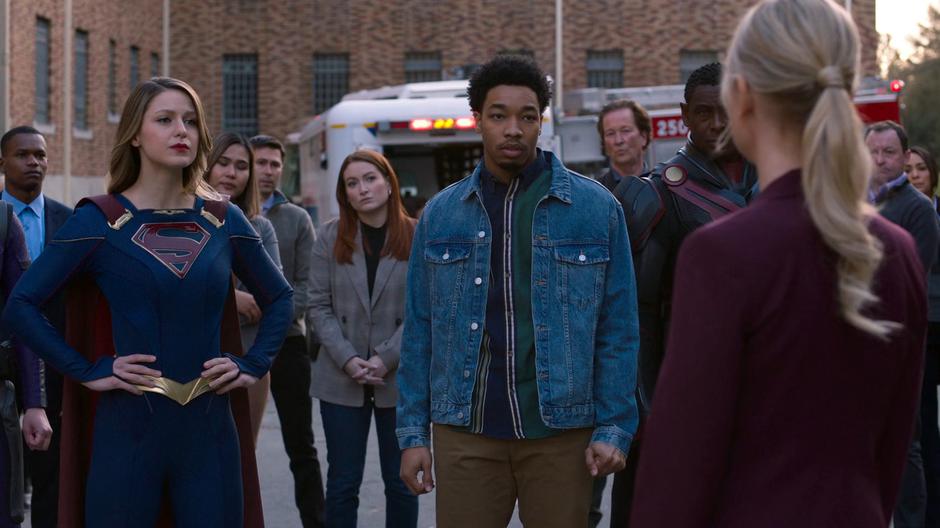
[629,1,928,526]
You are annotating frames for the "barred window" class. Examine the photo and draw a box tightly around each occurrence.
[74,30,89,129]
[404,51,442,83]
[586,50,623,89]
[151,52,160,78]
[313,53,349,114]
[108,40,118,115]
[222,54,258,136]
[35,18,51,124]
[129,46,140,90]
[679,50,719,83]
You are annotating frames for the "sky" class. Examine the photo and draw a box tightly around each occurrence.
[877,0,938,59]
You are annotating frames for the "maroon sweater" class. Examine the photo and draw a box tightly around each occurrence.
[630,171,927,528]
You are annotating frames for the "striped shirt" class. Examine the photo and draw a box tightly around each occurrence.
[469,151,554,440]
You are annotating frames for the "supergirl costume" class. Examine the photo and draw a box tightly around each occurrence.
[3,194,292,527]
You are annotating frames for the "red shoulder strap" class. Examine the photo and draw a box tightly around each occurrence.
[203,198,229,223]
[76,194,126,224]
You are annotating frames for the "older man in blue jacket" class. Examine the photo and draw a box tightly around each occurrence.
[396,55,639,528]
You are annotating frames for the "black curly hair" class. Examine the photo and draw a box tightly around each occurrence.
[683,62,722,104]
[467,55,552,113]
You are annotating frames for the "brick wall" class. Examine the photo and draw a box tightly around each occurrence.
[7,0,163,202]
[5,0,877,202]
[171,0,878,144]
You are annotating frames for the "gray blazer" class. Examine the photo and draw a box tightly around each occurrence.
[309,219,408,408]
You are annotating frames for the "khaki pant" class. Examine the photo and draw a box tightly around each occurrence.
[433,424,594,528]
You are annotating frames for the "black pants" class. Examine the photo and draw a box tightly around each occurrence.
[26,369,61,528]
[897,345,928,528]
[271,335,326,528]
[923,344,940,527]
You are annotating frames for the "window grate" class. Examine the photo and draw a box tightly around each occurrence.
[108,40,117,115]
[313,53,349,114]
[222,54,259,136]
[35,18,51,124]
[586,49,623,89]
[151,52,160,78]
[405,51,442,83]
[679,50,719,83]
[74,30,89,129]
[129,46,140,91]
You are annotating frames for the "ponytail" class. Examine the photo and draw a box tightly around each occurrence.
[726,0,899,338]
[802,82,898,338]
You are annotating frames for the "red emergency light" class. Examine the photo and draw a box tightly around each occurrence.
[407,117,475,131]
[890,79,904,93]
[410,119,433,131]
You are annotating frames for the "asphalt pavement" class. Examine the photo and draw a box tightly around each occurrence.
[22,388,613,528]
[256,394,614,527]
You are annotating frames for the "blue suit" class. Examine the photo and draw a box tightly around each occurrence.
[3,195,292,526]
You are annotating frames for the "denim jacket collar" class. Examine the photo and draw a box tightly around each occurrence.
[460,149,573,205]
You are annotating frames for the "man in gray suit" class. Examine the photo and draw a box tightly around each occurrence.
[0,126,71,528]
[250,134,325,528]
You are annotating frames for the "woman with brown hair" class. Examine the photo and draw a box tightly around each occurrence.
[630,1,928,526]
[4,78,292,526]
[308,149,418,527]
[907,144,940,525]
[205,131,282,443]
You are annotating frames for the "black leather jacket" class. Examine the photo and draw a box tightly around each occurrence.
[613,141,758,414]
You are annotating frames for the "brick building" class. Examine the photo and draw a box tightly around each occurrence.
[0,0,877,204]
[1,0,166,202]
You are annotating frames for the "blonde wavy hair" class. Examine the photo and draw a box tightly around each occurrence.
[723,0,897,338]
[108,77,219,200]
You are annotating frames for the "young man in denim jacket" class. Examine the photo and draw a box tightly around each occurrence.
[396,55,640,527]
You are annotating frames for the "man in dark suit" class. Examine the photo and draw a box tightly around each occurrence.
[0,125,71,528]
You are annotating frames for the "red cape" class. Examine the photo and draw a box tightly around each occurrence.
[58,275,265,527]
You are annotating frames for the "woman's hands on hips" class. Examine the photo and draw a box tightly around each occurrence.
[202,357,258,394]
[82,353,162,395]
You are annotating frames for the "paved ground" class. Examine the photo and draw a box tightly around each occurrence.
[257,397,614,527]
[22,389,613,527]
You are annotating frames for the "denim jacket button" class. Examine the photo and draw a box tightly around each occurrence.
[474,277,482,285]
[457,412,464,419]
[463,370,470,378]
[443,253,450,260]
[470,322,479,331]
[578,254,586,262]
[478,231,485,238]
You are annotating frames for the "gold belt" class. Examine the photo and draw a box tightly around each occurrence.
[135,376,216,406]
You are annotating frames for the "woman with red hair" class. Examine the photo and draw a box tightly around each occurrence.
[308,149,418,527]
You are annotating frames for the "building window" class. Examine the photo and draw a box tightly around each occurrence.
[222,54,258,136]
[35,18,51,124]
[74,30,89,129]
[404,51,442,83]
[586,50,623,88]
[679,50,719,83]
[313,53,349,114]
[108,40,118,115]
[151,52,160,78]
[129,46,140,90]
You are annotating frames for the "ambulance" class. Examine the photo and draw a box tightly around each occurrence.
[292,80,558,226]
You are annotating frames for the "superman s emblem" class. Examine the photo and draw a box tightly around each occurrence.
[132,222,210,278]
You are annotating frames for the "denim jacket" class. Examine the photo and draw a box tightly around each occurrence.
[395,151,640,455]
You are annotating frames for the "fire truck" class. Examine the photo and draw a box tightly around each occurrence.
[291,78,900,224]
[291,80,557,226]
[557,77,904,176]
